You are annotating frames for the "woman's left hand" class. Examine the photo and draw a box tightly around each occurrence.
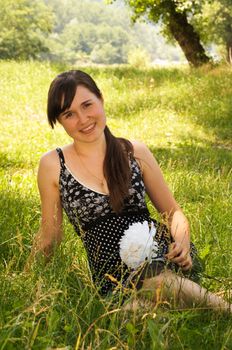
[165,241,192,271]
[132,143,193,271]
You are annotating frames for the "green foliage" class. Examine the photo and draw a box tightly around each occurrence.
[1,0,231,64]
[0,0,54,59]
[192,0,232,61]
[121,0,232,63]
[116,0,206,26]
[0,0,186,63]
[111,0,211,66]
[45,0,184,64]
[127,47,151,67]
[45,0,133,64]
[0,61,232,349]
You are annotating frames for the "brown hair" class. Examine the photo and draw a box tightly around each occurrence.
[47,70,133,213]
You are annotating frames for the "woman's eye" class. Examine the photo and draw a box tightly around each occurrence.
[83,102,92,109]
[65,112,73,118]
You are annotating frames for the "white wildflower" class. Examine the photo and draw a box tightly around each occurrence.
[119,221,159,270]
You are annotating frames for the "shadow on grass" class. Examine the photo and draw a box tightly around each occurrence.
[0,150,31,169]
[150,143,232,173]
[176,96,232,143]
[86,65,188,84]
[86,65,232,144]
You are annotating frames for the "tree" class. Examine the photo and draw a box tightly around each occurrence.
[111,0,211,66]
[193,0,232,63]
[0,0,53,59]
[221,0,232,63]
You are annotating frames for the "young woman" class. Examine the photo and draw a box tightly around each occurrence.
[30,70,231,312]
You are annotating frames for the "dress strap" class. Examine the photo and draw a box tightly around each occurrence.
[56,147,65,168]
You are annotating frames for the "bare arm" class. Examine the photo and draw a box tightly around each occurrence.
[26,151,63,268]
[133,141,192,270]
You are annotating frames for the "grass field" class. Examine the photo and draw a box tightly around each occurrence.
[0,60,231,349]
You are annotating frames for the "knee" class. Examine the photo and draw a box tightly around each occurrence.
[142,270,180,291]
[142,273,165,291]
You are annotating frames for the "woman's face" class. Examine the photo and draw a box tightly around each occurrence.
[58,85,106,143]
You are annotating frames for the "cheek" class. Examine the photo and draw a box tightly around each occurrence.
[61,121,76,134]
[100,110,106,120]
[98,108,106,122]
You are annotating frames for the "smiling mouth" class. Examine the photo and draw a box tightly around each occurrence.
[80,123,96,134]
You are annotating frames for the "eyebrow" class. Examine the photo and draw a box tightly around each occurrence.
[60,99,92,117]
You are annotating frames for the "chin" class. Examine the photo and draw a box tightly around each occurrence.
[79,131,105,143]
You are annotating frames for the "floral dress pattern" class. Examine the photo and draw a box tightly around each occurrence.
[56,148,201,295]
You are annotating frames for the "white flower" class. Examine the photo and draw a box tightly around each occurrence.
[119,221,159,270]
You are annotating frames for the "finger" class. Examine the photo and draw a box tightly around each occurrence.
[171,254,187,264]
[165,245,182,259]
[181,261,192,271]
[169,249,189,263]
[181,257,193,271]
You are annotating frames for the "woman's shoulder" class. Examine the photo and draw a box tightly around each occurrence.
[130,140,160,173]
[130,140,151,158]
[37,147,69,186]
[39,149,59,166]
[129,140,151,173]
[39,144,71,166]
[38,148,65,178]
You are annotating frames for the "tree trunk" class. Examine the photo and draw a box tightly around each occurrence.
[225,24,232,64]
[167,5,210,67]
[226,44,232,64]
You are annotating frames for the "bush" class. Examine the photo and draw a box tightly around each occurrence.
[127,47,151,68]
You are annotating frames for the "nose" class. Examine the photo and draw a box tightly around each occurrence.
[77,110,89,125]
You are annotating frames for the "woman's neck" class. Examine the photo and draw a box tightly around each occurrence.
[73,134,106,158]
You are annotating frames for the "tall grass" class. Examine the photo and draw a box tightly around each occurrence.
[0,61,231,349]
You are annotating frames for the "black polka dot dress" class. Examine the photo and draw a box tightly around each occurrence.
[56,148,201,295]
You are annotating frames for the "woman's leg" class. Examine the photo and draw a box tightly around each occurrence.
[142,270,232,312]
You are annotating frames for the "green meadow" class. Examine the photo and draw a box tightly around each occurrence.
[0,61,231,349]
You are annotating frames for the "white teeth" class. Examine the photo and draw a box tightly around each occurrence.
[81,124,95,132]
